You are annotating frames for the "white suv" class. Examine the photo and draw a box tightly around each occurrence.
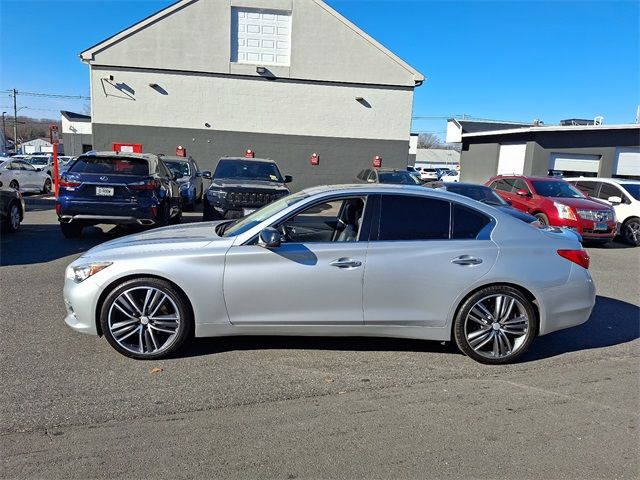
[566,177,640,246]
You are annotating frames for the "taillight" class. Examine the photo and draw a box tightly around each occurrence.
[55,203,61,215]
[557,249,590,269]
[59,179,81,188]
[129,179,160,190]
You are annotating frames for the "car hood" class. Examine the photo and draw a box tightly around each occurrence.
[82,221,232,259]
[551,197,611,210]
[210,178,287,189]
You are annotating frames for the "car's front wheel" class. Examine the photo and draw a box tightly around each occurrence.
[100,277,193,359]
[453,285,538,364]
[42,177,52,194]
[534,213,549,226]
[2,200,22,233]
[622,218,640,246]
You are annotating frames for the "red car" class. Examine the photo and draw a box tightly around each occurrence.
[486,175,616,244]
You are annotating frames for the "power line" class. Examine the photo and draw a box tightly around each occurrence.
[3,89,90,100]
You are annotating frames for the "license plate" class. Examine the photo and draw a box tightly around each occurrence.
[243,208,256,216]
[96,186,114,196]
[594,222,607,231]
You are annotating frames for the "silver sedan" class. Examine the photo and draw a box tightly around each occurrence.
[63,184,596,364]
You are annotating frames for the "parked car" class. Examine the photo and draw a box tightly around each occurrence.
[203,157,291,220]
[0,159,52,193]
[441,170,460,183]
[417,167,439,182]
[566,177,640,246]
[159,155,212,211]
[426,181,541,225]
[355,168,422,185]
[486,175,616,244]
[63,184,595,364]
[25,154,54,177]
[0,181,25,233]
[56,152,182,238]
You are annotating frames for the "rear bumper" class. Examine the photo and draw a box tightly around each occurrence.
[57,197,160,226]
[59,214,156,226]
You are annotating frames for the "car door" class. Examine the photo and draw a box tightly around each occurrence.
[510,178,534,212]
[363,194,499,327]
[15,161,37,190]
[223,195,370,325]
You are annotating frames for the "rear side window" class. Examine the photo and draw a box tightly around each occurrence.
[378,195,450,241]
[68,157,149,175]
[452,204,491,239]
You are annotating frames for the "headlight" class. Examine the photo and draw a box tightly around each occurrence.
[553,202,577,221]
[66,262,112,283]
[208,189,227,198]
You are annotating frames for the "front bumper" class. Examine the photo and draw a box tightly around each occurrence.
[63,274,102,336]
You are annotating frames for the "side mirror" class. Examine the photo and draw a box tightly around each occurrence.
[258,227,281,249]
[608,196,622,205]
[516,189,530,197]
[201,171,212,179]
[284,175,293,184]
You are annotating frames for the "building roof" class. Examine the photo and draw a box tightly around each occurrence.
[463,123,640,138]
[61,111,91,121]
[415,149,460,164]
[449,118,533,134]
[21,138,53,147]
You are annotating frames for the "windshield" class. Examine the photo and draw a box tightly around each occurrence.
[619,183,639,200]
[531,180,586,198]
[222,191,309,237]
[214,160,283,182]
[163,160,191,177]
[68,156,150,175]
[27,157,49,166]
[447,185,508,206]
[378,171,421,185]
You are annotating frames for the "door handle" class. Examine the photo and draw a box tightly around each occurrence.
[451,255,483,266]
[330,258,362,269]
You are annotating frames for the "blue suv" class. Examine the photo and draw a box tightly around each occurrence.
[57,152,182,238]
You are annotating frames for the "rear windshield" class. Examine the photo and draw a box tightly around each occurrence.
[214,160,283,182]
[27,157,50,166]
[68,157,150,175]
[531,180,585,198]
[163,160,191,177]
[378,171,421,185]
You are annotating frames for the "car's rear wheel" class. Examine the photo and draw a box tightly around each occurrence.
[454,286,538,364]
[100,278,193,359]
[60,222,83,238]
[534,213,549,226]
[2,201,21,233]
[622,218,640,246]
[9,180,19,191]
[42,178,52,194]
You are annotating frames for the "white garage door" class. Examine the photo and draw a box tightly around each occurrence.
[497,143,527,175]
[231,8,291,66]
[614,147,640,176]
[549,153,600,174]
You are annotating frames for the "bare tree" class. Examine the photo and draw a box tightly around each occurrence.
[417,133,441,149]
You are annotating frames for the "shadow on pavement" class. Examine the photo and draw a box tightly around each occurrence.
[522,295,639,361]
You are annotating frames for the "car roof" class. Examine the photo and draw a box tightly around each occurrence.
[492,175,565,182]
[80,151,159,162]
[218,157,276,164]
[159,155,191,162]
[564,176,640,185]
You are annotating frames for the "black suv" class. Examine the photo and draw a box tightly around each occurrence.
[203,157,292,220]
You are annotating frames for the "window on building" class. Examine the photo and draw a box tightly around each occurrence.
[231,8,292,66]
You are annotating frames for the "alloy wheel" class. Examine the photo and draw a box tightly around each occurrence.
[624,220,640,246]
[463,293,530,360]
[107,286,181,355]
[9,203,20,231]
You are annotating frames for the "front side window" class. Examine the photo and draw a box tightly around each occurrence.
[377,195,450,241]
[574,181,599,197]
[278,197,366,243]
[512,179,531,193]
[598,183,622,201]
[231,8,291,66]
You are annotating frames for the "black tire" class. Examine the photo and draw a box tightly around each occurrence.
[534,213,549,226]
[100,277,193,360]
[196,185,203,204]
[2,200,22,233]
[156,202,170,227]
[9,180,19,191]
[169,208,182,224]
[453,285,538,365]
[622,218,640,247]
[42,177,52,194]
[60,222,83,238]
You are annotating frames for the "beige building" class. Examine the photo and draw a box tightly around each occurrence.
[80,0,424,189]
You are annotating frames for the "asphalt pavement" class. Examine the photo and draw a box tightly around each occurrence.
[0,197,638,479]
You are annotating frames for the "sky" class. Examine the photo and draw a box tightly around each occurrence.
[1,0,639,140]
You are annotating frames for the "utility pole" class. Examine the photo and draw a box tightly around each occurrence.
[12,89,18,153]
[2,112,6,152]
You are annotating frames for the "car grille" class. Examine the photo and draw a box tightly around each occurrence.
[227,191,276,207]
[576,209,614,222]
